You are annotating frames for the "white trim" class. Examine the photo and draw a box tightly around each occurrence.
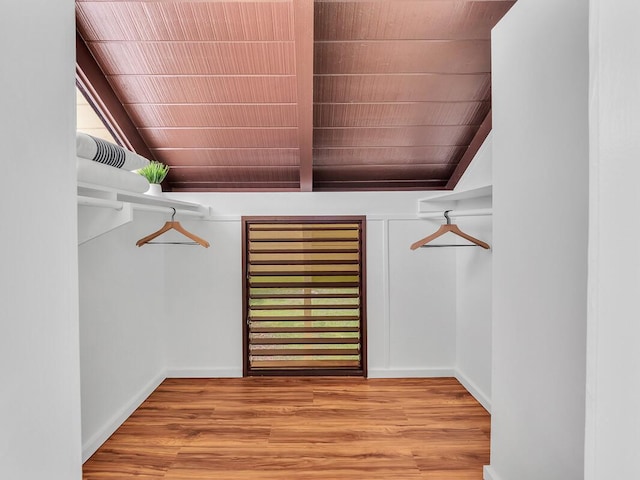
[203,215,242,222]
[367,214,417,221]
[170,213,422,222]
[382,219,391,368]
[367,368,491,412]
[368,368,456,378]
[455,369,492,413]
[82,371,165,463]
[165,367,242,378]
[483,465,503,480]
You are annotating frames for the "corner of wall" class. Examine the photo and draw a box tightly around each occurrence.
[483,465,504,480]
[455,369,491,413]
[82,371,165,462]
[452,132,494,414]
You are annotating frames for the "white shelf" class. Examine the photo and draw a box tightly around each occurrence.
[418,185,492,203]
[417,208,492,219]
[78,182,207,214]
[416,185,492,217]
[77,182,211,245]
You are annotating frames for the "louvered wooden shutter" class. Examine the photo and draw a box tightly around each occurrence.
[243,217,366,376]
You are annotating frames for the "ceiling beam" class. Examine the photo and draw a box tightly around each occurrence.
[445,109,492,189]
[75,31,155,161]
[315,0,509,2]
[292,0,314,191]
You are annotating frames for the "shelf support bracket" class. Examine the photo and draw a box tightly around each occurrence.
[78,202,133,245]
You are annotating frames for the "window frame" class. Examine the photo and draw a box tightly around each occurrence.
[242,215,367,377]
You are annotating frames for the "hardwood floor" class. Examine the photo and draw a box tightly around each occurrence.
[83,377,490,479]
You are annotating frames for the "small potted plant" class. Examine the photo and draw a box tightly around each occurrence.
[138,161,170,195]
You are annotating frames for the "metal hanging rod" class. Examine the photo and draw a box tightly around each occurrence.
[417,208,492,219]
[77,195,209,218]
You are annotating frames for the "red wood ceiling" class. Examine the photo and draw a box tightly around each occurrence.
[76,0,515,192]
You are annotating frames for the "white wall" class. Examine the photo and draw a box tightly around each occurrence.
[488,1,589,479]
[78,178,497,457]
[162,192,458,378]
[76,191,463,460]
[455,210,492,410]
[455,133,493,192]
[451,135,493,411]
[165,218,243,376]
[78,213,168,460]
[453,136,494,410]
[585,1,640,478]
[0,2,82,479]
[387,220,456,373]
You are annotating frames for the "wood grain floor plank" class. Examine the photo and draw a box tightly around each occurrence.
[83,377,490,479]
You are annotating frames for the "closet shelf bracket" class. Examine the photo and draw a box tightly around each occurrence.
[417,185,492,205]
[77,182,212,245]
[78,200,133,245]
[416,185,493,218]
[417,208,492,219]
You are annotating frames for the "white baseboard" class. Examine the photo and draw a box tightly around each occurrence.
[82,371,165,463]
[483,465,502,480]
[367,368,456,378]
[368,368,491,413]
[454,369,491,413]
[165,367,242,378]
[82,367,242,461]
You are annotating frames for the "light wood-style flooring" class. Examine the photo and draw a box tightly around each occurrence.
[83,377,490,479]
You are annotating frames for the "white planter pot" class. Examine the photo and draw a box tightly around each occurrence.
[146,183,163,196]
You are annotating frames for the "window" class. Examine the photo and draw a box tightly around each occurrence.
[242,216,366,376]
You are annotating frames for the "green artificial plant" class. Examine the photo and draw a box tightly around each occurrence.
[138,161,170,184]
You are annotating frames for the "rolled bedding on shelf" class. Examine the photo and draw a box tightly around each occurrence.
[76,132,150,170]
[77,157,150,194]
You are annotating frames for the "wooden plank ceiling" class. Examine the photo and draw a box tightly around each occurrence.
[76,0,515,192]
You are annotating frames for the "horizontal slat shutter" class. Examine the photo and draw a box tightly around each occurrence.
[244,220,364,373]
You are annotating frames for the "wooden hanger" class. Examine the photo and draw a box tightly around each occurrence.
[410,210,490,250]
[136,208,210,248]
